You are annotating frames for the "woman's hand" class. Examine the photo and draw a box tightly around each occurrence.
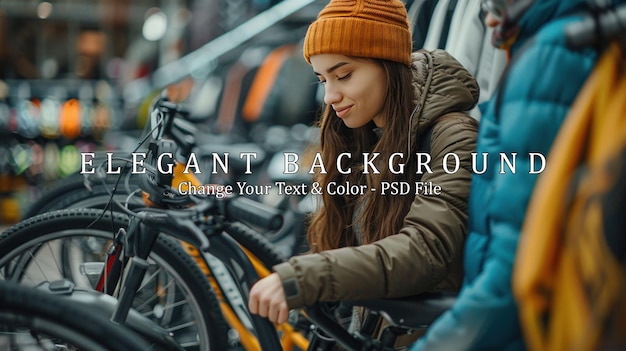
[248,272,289,325]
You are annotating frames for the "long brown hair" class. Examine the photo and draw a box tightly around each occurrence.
[307,58,420,253]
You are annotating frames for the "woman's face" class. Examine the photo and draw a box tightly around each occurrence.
[310,54,388,128]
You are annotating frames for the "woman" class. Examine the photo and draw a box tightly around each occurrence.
[248,0,479,337]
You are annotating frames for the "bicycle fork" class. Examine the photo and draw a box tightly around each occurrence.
[96,216,160,325]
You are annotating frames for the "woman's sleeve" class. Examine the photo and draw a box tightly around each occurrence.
[274,117,478,309]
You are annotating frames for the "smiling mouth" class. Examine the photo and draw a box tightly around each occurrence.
[334,106,352,118]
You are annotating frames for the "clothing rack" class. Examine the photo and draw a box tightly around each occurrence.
[151,0,323,89]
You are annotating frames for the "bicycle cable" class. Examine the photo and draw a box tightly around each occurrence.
[86,96,170,229]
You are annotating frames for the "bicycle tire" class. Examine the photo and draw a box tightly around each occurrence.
[23,173,309,257]
[41,182,144,215]
[0,208,230,351]
[225,222,287,268]
[23,171,141,218]
[0,281,154,351]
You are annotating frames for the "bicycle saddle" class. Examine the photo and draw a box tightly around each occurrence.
[344,292,456,329]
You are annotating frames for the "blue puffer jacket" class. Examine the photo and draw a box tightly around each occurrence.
[410,0,613,350]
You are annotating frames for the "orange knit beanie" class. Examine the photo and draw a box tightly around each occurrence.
[303,0,412,67]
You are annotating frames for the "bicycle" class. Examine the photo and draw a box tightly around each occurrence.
[1,104,236,349]
[0,280,158,351]
[0,96,312,350]
[0,170,306,350]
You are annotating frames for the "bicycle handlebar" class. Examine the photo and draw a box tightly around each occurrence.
[224,196,284,231]
[566,3,626,49]
[105,95,285,252]
[132,191,283,253]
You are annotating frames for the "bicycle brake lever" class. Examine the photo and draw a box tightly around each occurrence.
[122,216,142,258]
[175,218,211,252]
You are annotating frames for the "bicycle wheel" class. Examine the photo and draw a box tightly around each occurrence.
[0,281,155,351]
[0,208,230,351]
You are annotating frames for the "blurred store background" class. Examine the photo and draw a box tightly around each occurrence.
[0,0,499,226]
[0,0,326,224]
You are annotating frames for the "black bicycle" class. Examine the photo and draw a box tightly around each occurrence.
[0,280,159,351]
[0,96,302,350]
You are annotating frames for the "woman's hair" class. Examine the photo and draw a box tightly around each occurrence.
[307,58,419,253]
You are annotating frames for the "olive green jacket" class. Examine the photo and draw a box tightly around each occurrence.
[274,49,480,309]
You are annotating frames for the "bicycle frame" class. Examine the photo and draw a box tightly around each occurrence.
[181,236,310,351]
[165,164,311,350]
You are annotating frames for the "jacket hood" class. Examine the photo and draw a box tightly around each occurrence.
[514,0,620,51]
[409,49,479,147]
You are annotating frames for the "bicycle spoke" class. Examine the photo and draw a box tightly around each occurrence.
[166,320,196,333]
[26,250,53,284]
[137,267,164,291]
[44,241,64,277]
[134,277,176,312]
[178,340,201,348]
